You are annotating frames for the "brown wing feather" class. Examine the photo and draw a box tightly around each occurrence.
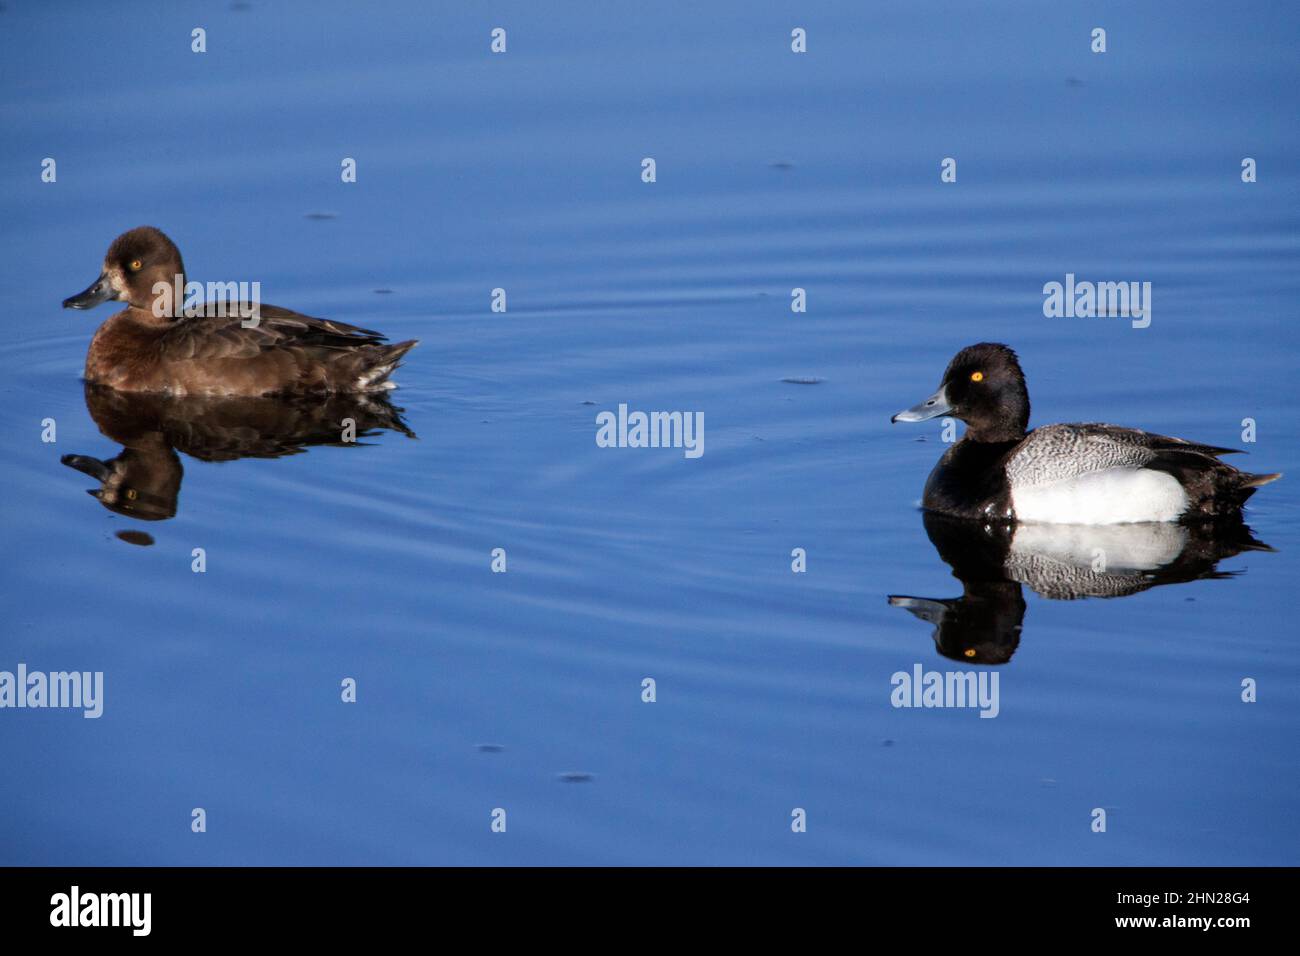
[152,304,414,394]
[160,304,387,361]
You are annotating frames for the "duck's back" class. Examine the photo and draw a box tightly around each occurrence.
[88,304,417,396]
[1003,423,1277,523]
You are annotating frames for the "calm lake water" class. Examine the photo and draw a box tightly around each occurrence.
[1,1,1297,865]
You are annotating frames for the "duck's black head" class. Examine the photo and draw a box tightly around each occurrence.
[63,226,186,317]
[892,342,1030,443]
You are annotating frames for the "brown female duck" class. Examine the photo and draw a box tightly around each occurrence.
[63,227,417,395]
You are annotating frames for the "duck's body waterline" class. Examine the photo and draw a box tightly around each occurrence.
[894,343,1279,525]
[64,227,417,396]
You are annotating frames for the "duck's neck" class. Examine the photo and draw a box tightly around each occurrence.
[965,389,1029,443]
[129,270,187,323]
[964,421,1027,444]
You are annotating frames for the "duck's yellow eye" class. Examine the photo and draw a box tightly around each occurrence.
[970,371,984,382]
[128,259,143,272]
[964,648,977,658]
[126,489,138,500]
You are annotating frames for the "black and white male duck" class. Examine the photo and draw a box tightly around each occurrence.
[63,227,417,395]
[891,343,1279,524]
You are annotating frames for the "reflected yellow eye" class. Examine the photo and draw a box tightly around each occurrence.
[964,648,977,658]
[970,371,984,382]
[128,259,143,272]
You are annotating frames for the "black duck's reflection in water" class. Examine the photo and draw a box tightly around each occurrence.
[61,384,415,535]
[890,511,1272,665]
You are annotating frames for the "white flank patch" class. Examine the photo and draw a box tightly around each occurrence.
[1012,467,1187,524]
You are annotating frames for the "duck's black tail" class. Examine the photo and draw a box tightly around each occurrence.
[1235,470,1282,506]
[1153,448,1281,516]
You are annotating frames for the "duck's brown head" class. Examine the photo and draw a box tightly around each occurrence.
[63,226,186,318]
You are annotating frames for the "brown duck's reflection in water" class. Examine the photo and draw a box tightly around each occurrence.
[889,511,1273,665]
[61,384,415,534]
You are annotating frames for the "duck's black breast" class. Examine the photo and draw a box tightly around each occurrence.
[921,437,1021,520]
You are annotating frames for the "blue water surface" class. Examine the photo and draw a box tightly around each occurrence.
[0,0,1297,865]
